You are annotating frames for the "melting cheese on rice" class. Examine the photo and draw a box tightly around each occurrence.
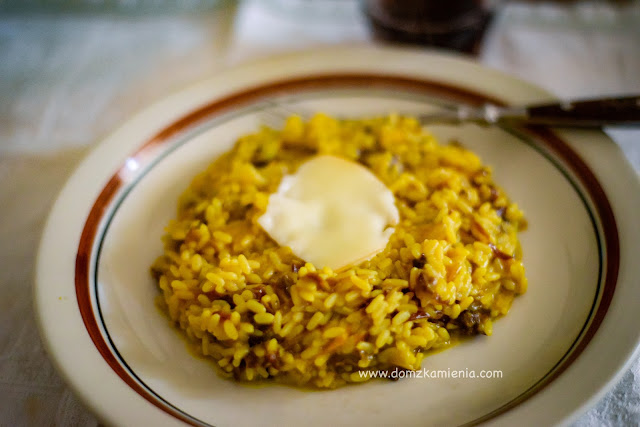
[258,155,399,270]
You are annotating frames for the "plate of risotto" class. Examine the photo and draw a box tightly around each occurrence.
[36,46,640,426]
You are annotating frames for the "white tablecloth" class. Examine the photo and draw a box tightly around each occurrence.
[1,1,639,425]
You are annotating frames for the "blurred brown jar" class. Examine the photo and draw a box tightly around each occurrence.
[363,0,492,54]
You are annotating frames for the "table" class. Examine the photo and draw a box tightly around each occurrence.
[1,1,639,425]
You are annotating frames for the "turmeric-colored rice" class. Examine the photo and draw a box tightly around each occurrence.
[151,114,527,388]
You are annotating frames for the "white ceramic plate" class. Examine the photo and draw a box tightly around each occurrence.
[35,46,640,427]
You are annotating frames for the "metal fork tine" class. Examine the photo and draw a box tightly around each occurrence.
[259,99,313,128]
[259,99,467,128]
[260,108,287,129]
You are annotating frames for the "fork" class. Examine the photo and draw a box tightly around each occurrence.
[261,96,640,128]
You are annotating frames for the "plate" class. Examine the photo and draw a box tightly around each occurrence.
[35,46,640,426]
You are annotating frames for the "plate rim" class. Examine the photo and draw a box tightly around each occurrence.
[35,45,640,427]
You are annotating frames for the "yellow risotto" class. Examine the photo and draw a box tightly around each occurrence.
[151,114,527,388]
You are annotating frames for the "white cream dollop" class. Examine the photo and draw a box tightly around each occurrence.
[258,155,399,271]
